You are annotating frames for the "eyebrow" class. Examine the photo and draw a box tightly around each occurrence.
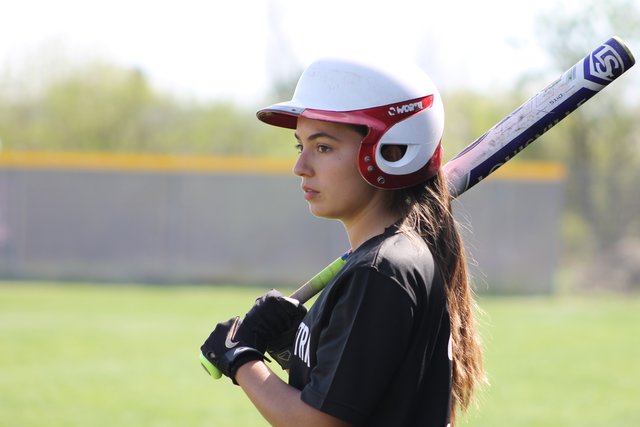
[294,131,341,142]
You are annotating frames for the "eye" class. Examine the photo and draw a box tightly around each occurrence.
[294,143,303,154]
[317,144,331,153]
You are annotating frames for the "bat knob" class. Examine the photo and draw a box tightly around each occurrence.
[200,352,222,379]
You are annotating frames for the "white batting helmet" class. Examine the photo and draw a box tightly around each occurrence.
[256,57,445,189]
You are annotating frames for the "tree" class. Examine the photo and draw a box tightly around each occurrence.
[535,0,640,289]
[0,49,294,157]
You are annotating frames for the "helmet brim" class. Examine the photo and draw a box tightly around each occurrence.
[256,103,305,129]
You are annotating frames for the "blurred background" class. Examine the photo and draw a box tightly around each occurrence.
[1,0,639,425]
[0,0,638,292]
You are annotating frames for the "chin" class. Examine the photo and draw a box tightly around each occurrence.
[308,205,338,220]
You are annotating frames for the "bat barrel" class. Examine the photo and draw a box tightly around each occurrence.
[443,36,635,198]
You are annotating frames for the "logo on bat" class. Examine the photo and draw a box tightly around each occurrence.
[584,42,625,85]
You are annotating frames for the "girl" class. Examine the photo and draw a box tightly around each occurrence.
[201,57,485,426]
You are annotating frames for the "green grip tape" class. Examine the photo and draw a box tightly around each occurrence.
[289,252,349,303]
[200,352,222,379]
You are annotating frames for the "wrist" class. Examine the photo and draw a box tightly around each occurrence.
[234,359,267,385]
[227,346,266,385]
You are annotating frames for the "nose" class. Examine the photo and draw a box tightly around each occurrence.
[293,151,312,177]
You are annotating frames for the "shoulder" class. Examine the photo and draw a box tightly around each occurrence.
[353,228,434,277]
[378,231,433,275]
[344,228,437,303]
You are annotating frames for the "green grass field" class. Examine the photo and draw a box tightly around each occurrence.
[1,283,638,427]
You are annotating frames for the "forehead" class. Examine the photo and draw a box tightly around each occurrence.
[295,117,364,141]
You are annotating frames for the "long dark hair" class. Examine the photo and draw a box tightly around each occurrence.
[393,169,485,423]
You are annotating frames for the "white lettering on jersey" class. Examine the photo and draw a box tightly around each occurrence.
[293,321,311,368]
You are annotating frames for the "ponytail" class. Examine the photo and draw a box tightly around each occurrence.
[393,169,485,423]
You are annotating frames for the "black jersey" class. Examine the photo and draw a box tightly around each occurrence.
[289,225,452,426]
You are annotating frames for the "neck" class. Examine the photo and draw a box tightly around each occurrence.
[342,197,400,250]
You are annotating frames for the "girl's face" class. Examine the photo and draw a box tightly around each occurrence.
[293,117,387,225]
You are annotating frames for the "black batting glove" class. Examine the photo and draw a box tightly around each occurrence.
[266,333,299,370]
[242,289,307,370]
[200,317,267,384]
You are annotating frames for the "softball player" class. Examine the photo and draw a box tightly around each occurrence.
[201,57,485,426]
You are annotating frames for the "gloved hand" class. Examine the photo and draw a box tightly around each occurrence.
[242,289,307,370]
[200,317,266,384]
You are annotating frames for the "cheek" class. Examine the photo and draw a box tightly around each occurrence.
[337,169,376,202]
[323,149,372,200]
[337,153,364,183]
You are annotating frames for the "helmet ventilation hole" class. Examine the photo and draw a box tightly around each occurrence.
[380,145,407,162]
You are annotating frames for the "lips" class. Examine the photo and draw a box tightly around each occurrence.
[302,185,319,201]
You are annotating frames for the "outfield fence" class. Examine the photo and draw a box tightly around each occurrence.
[0,151,565,293]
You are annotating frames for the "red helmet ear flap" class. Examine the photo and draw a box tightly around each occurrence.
[426,142,443,178]
[358,141,443,189]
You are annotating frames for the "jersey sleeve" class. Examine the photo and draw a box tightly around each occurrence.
[300,266,418,424]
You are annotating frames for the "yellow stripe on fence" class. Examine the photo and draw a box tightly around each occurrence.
[487,161,567,181]
[0,150,566,181]
[0,151,294,175]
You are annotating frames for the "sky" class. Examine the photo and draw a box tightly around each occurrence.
[0,0,612,105]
